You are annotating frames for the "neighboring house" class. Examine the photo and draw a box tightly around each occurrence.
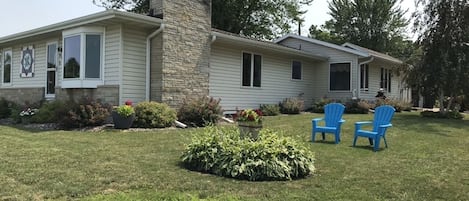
[0,0,410,113]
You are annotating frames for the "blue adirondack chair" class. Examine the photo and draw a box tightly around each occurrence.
[353,105,396,152]
[312,103,345,144]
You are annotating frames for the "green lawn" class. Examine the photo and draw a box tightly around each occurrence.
[0,112,468,200]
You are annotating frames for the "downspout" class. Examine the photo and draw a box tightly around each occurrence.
[357,57,374,99]
[211,35,217,43]
[145,24,165,101]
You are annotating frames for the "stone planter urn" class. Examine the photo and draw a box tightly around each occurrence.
[238,121,263,140]
[112,111,135,129]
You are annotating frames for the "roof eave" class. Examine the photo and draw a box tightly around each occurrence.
[212,31,328,61]
[275,34,369,57]
[0,10,162,44]
[342,42,403,64]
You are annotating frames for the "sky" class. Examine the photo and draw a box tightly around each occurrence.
[0,0,416,39]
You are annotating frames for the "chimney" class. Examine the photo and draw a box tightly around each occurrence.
[149,0,163,17]
[149,0,212,107]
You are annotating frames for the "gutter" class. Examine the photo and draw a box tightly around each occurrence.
[145,24,165,101]
[357,57,374,99]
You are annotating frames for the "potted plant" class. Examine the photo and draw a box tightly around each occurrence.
[236,109,263,140]
[112,100,135,129]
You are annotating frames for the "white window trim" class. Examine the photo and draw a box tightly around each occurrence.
[45,42,58,99]
[2,48,13,87]
[328,61,352,92]
[61,26,105,89]
[291,60,303,81]
[240,51,263,88]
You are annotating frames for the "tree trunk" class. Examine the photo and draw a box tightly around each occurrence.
[439,89,445,113]
[446,95,454,112]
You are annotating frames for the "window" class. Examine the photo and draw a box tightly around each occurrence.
[2,49,12,84]
[330,63,351,91]
[242,52,262,87]
[360,64,369,90]
[62,27,103,88]
[64,35,81,78]
[46,43,57,96]
[380,68,392,92]
[292,61,302,80]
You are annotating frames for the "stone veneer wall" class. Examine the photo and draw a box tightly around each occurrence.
[150,34,164,102]
[0,88,44,105]
[55,85,119,106]
[150,0,211,108]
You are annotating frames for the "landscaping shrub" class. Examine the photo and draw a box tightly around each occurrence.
[311,98,334,113]
[0,98,14,118]
[177,96,222,127]
[133,101,176,128]
[374,99,412,112]
[279,97,304,114]
[259,104,280,116]
[30,101,68,123]
[345,99,370,114]
[57,98,111,129]
[9,101,41,123]
[181,126,316,181]
[420,111,464,120]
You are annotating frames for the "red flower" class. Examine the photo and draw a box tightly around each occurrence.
[125,100,133,106]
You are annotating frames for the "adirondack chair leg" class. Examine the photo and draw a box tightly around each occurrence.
[373,136,381,152]
[321,132,325,141]
[383,135,388,148]
[352,136,358,147]
[368,137,373,145]
[335,132,340,144]
[311,130,316,142]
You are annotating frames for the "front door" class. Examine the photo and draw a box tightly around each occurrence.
[46,42,57,98]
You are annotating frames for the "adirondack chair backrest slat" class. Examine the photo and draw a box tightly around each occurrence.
[372,105,396,133]
[324,103,345,127]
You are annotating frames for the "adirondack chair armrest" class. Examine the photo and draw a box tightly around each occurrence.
[338,119,345,126]
[379,123,393,128]
[312,118,324,123]
[355,121,372,125]
[312,118,324,127]
[355,121,372,130]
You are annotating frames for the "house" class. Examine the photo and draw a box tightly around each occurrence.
[0,0,410,113]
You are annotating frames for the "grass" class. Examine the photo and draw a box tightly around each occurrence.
[0,112,468,200]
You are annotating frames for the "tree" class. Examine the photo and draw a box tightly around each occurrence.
[93,0,312,40]
[310,0,408,57]
[308,23,345,45]
[411,0,469,112]
[212,0,312,40]
[93,0,148,13]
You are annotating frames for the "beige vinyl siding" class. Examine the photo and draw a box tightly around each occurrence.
[1,39,54,89]
[103,25,121,85]
[121,26,147,104]
[278,38,359,101]
[210,42,319,112]
[359,61,401,100]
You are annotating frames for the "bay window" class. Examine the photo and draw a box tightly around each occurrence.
[62,27,103,88]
